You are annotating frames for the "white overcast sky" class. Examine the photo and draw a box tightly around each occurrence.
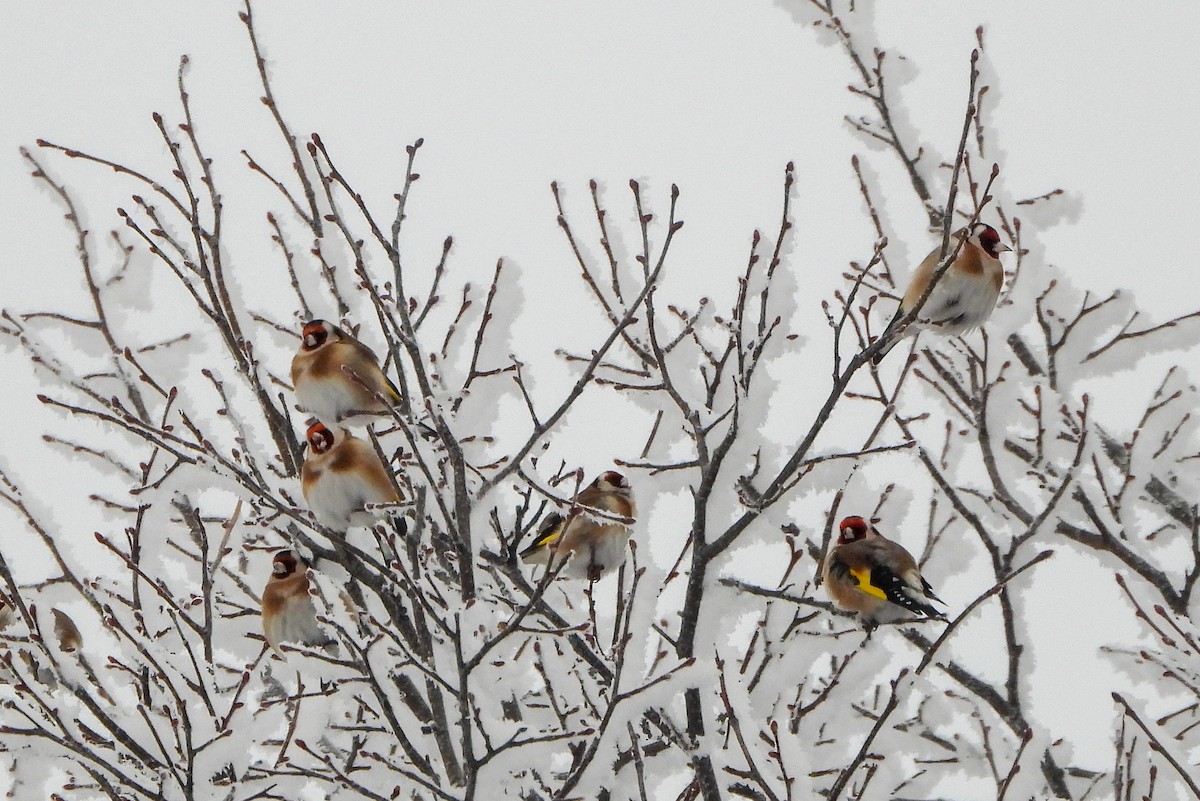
[3,2,1198,321]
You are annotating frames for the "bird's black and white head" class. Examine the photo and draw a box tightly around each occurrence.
[272,550,304,578]
[305,421,338,455]
[967,223,1012,260]
[837,516,870,545]
[300,319,341,351]
[596,470,632,497]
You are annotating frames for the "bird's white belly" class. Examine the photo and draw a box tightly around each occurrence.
[266,595,324,649]
[924,270,1001,335]
[865,601,910,625]
[563,525,631,579]
[295,375,354,424]
[306,470,366,529]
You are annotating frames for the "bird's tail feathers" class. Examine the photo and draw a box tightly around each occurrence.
[920,578,944,605]
[871,310,912,364]
[915,601,948,621]
[908,586,946,621]
[871,333,898,364]
[383,375,404,405]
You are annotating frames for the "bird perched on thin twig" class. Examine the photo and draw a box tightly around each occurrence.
[873,222,1011,363]
[291,319,404,426]
[822,515,946,626]
[51,609,83,653]
[301,421,402,530]
[521,471,636,581]
[261,550,332,654]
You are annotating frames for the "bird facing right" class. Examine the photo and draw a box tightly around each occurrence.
[301,421,402,531]
[873,222,1011,363]
[822,515,945,626]
[520,471,636,581]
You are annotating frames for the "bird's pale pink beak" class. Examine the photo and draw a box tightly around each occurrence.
[997,242,1013,253]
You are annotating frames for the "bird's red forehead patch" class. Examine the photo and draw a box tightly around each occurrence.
[301,320,330,349]
[601,471,630,491]
[306,422,335,452]
[273,550,297,574]
[837,516,869,543]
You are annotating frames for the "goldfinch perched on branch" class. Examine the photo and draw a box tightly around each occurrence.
[291,319,404,426]
[301,421,402,530]
[873,222,1011,363]
[521,471,636,581]
[822,515,946,626]
[51,609,83,653]
[0,597,14,630]
[261,550,331,653]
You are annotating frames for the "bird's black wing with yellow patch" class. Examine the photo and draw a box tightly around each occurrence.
[520,512,565,560]
[839,557,944,619]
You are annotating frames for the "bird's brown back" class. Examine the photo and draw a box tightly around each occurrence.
[332,437,400,501]
[834,537,918,576]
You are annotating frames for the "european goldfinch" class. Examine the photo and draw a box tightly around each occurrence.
[873,222,1011,363]
[261,550,330,653]
[300,421,402,530]
[520,472,636,581]
[822,515,945,625]
[51,609,83,653]
[291,320,404,426]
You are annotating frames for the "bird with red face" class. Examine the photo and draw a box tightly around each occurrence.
[301,421,402,531]
[291,319,404,426]
[822,515,945,626]
[261,550,331,653]
[873,222,1011,363]
[521,471,636,581]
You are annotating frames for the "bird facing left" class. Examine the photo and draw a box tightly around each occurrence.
[291,319,404,426]
[261,550,332,654]
[301,421,402,531]
[822,515,946,626]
